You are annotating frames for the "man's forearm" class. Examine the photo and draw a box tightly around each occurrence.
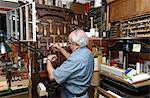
[46,61,54,80]
[60,47,70,58]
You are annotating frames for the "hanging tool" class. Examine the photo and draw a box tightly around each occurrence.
[47,19,53,33]
[90,17,95,37]
[38,37,47,49]
[62,21,67,34]
[41,23,48,37]
[44,37,50,50]
[55,22,62,35]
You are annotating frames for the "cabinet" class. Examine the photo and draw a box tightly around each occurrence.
[109,0,150,22]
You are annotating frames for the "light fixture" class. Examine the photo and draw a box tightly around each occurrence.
[0,33,12,54]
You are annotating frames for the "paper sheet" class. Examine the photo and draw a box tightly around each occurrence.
[132,44,141,52]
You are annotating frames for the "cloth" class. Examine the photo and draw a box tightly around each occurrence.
[53,47,94,98]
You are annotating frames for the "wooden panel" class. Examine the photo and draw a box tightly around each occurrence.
[109,0,150,21]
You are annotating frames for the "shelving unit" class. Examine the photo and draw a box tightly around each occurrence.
[7,2,37,42]
[97,36,150,98]
[110,14,150,38]
[87,6,104,37]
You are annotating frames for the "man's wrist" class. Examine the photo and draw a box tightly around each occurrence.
[47,59,51,62]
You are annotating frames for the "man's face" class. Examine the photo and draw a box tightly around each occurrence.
[67,38,74,51]
[67,33,76,52]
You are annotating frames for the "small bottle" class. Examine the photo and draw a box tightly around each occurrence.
[102,30,107,38]
[102,53,106,64]
[94,55,99,71]
[140,61,144,73]
[136,62,141,74]
[95,24,99,37]
[57,0,62,7]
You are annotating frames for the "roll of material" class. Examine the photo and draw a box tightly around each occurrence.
[94,57,99,71]
[131,73,150,83]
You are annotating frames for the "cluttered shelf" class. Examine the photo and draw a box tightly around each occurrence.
[99,73,150,98]
[96,87,117,98]
[99,64,150,98]
[102,37,150,41]
[100,72,150,88]
[36,3,73,13]
[0,87,28,98]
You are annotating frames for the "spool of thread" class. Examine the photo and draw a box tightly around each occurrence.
[136,62,140,74]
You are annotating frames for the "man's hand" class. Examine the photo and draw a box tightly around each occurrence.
[52,43,61,51]
[46,55,56,80]
[47,55,57,62]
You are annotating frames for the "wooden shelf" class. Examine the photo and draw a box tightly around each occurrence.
[100,72,150,88]
[102,37,150,41]
[96,87,117,98]
[89,37,103,40]
[36,3,73,13]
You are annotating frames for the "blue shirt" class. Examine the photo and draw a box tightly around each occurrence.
[53,47,94,98]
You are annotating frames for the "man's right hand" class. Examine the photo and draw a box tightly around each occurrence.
[52,43,61,51]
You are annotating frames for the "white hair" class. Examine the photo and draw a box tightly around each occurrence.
[70,29,88,47]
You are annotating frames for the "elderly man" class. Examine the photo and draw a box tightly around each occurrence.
[46,29,94,98]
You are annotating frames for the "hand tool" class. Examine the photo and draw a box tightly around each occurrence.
[47,19,53,33]
[62,21,67,34]
[41,23,48,37]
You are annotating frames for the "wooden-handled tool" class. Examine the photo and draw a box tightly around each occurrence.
[38,37,47,49]
[55,22,62,35]
[41,23,48,37]
[47,19,53,33]
[62,21,67,34]
[90,17,95,36]
[90,17,94,28]
[56,27,60,36]
[44,37,50,50]
[37,34,42,49]
[50,35,57,43]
